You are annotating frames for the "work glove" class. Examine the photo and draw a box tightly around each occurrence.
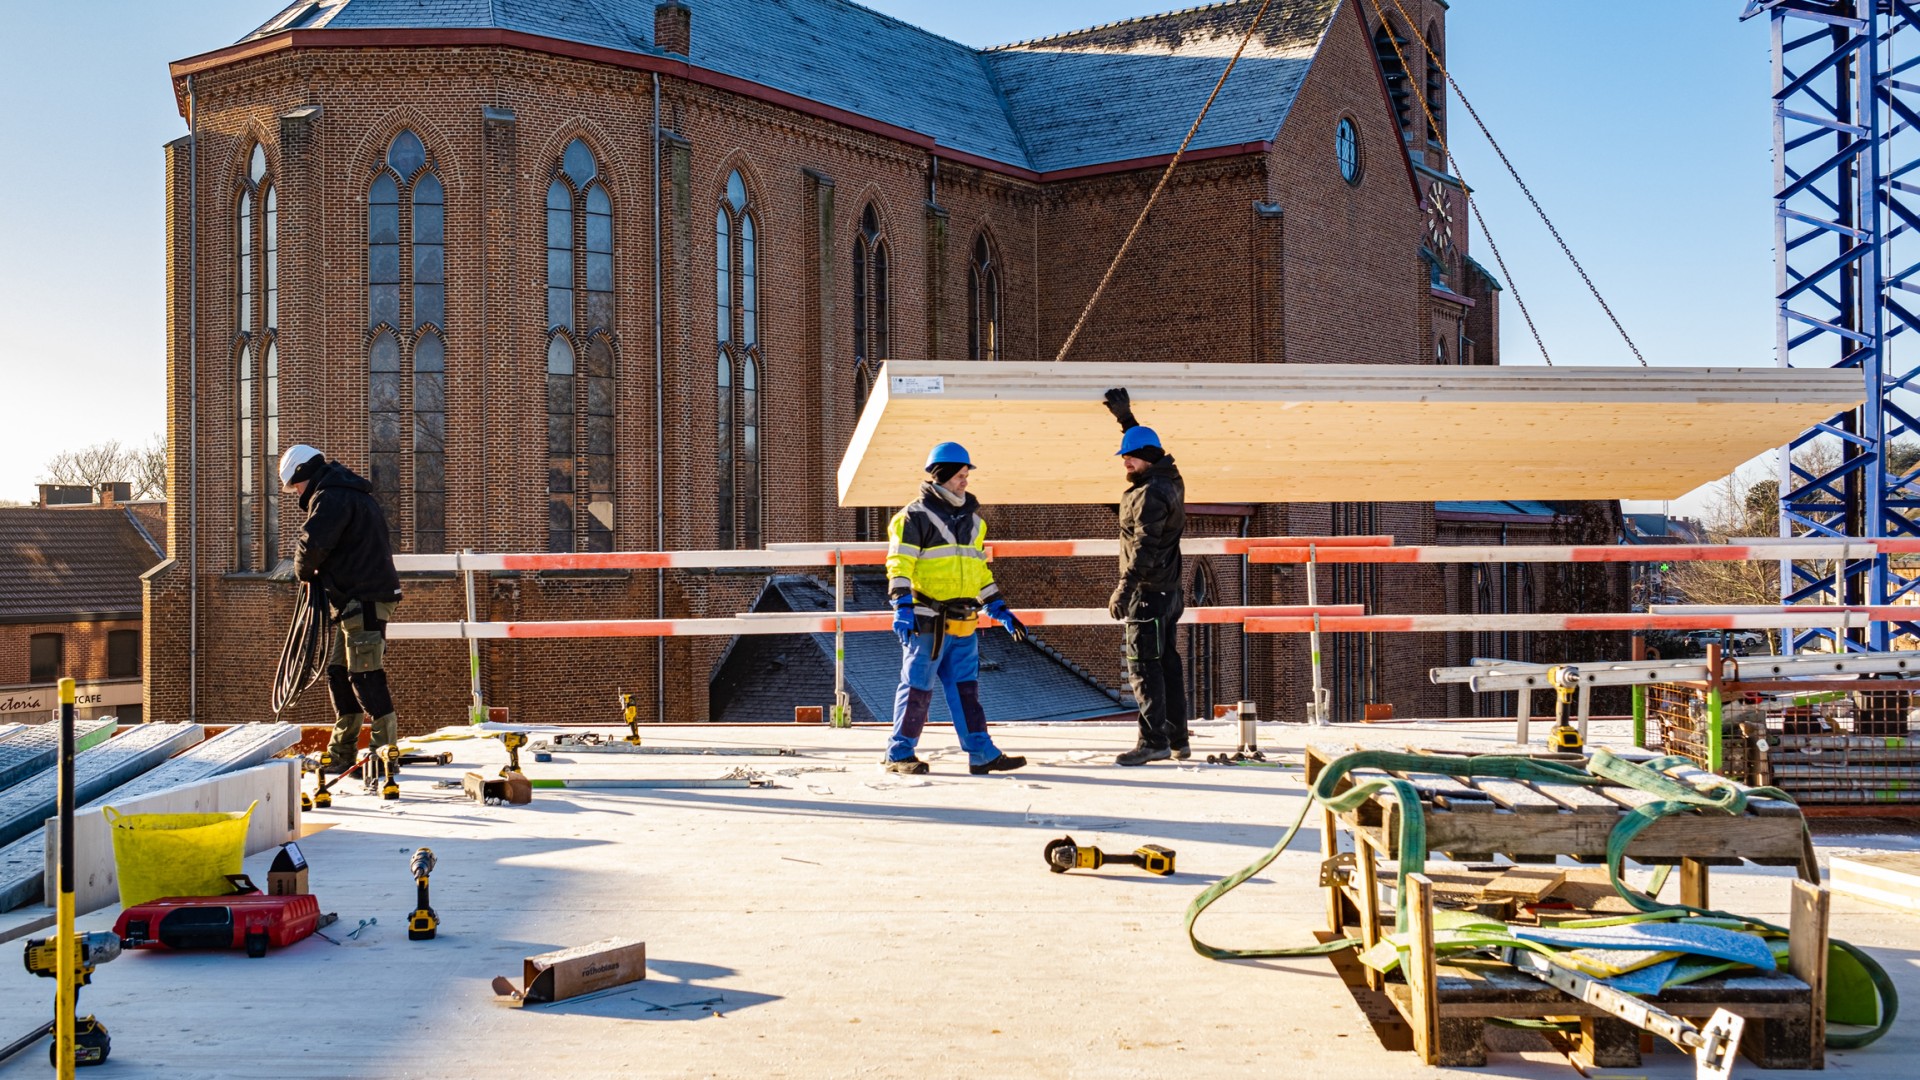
[1102,387,1138,431]
[891,596,916,647]
[986,599,1029,643]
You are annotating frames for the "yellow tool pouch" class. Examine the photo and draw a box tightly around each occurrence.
[945,617,978,638]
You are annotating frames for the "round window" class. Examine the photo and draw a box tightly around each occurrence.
[1336,118,1361,185]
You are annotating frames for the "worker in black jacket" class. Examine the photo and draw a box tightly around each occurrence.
[1103,388,1190,766]
[280,444,405,773]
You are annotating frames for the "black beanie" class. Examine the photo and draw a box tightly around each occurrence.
[1129,445,1166,464]
[929,461,966,485]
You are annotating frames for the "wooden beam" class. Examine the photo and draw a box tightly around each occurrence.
[837,361,1867,506]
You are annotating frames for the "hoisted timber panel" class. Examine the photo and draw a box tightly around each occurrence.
[836,362,1866,507]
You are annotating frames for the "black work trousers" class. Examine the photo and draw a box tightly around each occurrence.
[1123,588,1188,749]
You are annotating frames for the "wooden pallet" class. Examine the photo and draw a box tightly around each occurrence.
[1306,745,1828,1070]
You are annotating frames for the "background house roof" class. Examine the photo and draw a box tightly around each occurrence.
[0,507,166,623]
[709,575,1126,724]
[235,0,1343,174]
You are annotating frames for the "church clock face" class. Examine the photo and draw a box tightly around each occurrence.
[1426,180,1455,254]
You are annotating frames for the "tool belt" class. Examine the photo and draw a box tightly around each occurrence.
[918,596,982,659]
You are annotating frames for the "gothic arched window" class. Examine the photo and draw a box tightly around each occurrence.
[235,144,277,570]
[545,138,617,551]
[967,234,1000,362]
[717,169,762,547]
[1423,23,1445,144]
[1374,21,1413,140]
[366,129,449,551]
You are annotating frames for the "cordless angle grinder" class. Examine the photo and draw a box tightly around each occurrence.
[1044,836,1176,876]
[17,931,120,1067]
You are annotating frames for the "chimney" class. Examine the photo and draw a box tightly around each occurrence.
[655,1,691,56]
[97,482,130,508]
[37,484,93,508]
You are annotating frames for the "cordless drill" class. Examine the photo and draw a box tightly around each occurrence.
[22,931,119,1067]
[408,848,438,941]
[620,692,642,745]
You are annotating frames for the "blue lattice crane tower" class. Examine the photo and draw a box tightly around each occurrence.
[1747,0,1920,651]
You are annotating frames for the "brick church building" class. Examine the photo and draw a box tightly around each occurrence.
[150,0,1604,730]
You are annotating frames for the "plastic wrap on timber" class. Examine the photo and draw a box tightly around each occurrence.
[836,361,1866,506]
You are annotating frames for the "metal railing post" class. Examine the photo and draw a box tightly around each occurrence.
[1306,544,1329,724]
[463,549,485,724]
[832,549,850,728]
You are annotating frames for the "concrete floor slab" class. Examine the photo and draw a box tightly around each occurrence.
[0,720,1914,1078]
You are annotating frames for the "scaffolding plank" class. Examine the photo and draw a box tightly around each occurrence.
[0,724,299,912]
[837,361,1867,506]
[0,724,202,849]
[0,721,115,792]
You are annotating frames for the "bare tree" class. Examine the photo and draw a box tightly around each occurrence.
[38,435,167,501]
[1668,472,1783,653]
[40,440,130,490]
[133,433,167,501]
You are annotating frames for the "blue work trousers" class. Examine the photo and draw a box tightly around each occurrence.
[886,628,1001,766]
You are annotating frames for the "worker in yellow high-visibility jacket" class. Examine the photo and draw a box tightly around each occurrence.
[882,442,1029,776]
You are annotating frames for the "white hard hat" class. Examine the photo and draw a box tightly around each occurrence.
[278,444,325,486]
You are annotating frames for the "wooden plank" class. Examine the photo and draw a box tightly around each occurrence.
[1479,866,1565,902]
[1357,832,1383,992]
[1406,873,1439,1066]
[1660,760,1800,817]
[1523,780,1621,815]
[1350,809,1807,862]
[1680,858,1710,909]
[1787,881,1829,1070]
[1391,772,1498,813]
[1464,777,1562,814]
[838,361,1866,506]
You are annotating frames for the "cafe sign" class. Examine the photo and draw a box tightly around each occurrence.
[0,680,142,720]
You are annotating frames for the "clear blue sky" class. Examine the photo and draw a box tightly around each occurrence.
[0,0,1773,511]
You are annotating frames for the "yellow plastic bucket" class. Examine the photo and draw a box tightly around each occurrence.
[103,802,256,908]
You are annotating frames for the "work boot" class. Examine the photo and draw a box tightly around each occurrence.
[1116,744,1172,767]
[884,757,930,775]
[1171,743,1192,761]
[969,754,1027,775]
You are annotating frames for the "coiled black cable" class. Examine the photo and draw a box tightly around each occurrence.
[273,580,337,714]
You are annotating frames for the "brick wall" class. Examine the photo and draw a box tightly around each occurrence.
[152,1,1517,730]
[0,619,142,688]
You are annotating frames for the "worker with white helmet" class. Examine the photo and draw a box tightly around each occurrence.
[278,444,405,775]
[880,442,1029,776]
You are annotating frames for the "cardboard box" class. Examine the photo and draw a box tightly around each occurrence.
[267,842,309,896]
[464,771,532,805]
[501,938,646,1005]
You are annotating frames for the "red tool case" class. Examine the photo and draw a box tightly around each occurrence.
[114,893,322,958]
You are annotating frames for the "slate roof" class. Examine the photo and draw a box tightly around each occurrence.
[1435,500,1560,517]
[235,0,1343,174]
[709,574,1126,724]
[985,0,1338,172]
[0,507,167,623]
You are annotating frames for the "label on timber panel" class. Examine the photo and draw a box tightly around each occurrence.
[892,376,945,395]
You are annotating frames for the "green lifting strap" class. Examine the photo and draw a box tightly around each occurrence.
[1183,748,1898,1049]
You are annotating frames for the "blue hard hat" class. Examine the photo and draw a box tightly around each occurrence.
[1116,426,1162,457]
[925,441,975,471]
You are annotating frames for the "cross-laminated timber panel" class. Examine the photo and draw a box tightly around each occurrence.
[836,362,1868,507]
